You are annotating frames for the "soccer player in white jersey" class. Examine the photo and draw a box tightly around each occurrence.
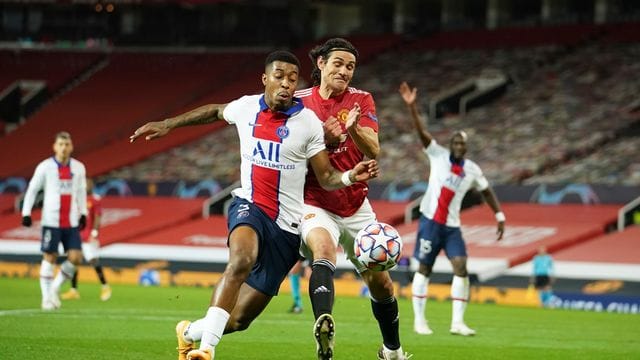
[21,131,88,310]
[295,38,410,360]
[130,51,379,360]
[399,82,505,336]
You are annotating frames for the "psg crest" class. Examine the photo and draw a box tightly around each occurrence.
[276,125,290,139]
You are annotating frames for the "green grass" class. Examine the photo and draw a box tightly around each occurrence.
[0,277,638,359]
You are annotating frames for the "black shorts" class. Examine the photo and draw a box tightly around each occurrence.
[534,275,550,289]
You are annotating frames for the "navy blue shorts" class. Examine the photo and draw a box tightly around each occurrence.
[413,215,467,266]
[227,197,301,296]
[41,226,81,254]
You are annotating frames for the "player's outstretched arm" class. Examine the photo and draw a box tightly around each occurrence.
[345,102,380,159]
[309,150,379,191]
[399,81,433,148]
[129,103,227,142]
[481,187,505,241]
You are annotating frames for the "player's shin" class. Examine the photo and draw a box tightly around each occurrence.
[199,307,230,352]
[39,260,55,300]
[309,259,336,319]
[411,272,429,322]
[51,260,76,294]
[451,275,469,324]
[371,296,401,350]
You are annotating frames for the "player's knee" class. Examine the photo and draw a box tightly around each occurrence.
[226,256,254,277]
[368,274,395,299]
[68,251,83,265]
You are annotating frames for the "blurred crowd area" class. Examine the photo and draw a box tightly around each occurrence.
[104,42,640,186]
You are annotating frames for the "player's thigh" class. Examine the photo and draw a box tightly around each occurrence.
[226,283,273,333]
[413,216,444,266]
[41,227,62,254]
[338,199,377,272]
[443,226,467,259]
[300,204,341,257]
[61,227,82,252]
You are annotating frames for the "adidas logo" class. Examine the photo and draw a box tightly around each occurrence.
[313,286,331,294]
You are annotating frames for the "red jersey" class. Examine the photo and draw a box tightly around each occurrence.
[80,194,102,241]
[295,86,379,217]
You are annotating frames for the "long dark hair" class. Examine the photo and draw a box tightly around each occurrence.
[308,38,359,86]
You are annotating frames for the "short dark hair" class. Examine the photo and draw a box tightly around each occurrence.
[264,50,301,70]
[55,131,72,141]
[309,38,359,86]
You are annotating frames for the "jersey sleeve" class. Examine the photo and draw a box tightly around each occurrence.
[473,165,490,191]
[305,110,327,158]
[21,161,46,216]
[358,93,379,132]
[222,97,243,125]
[422,139,449,159]
[93,196,103,217]
[76,163,88,216]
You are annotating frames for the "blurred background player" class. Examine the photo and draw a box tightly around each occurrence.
[288,259,305,313]
[61,178,112,301]
[296,38,410,360]
[531,246,555,308]
[130,50,379,360]
[21,131,88,310]
[399,82,505,336]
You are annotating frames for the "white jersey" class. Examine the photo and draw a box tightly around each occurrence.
[22,157,88,228]
[419,140,489,227]
[223,95,326,234]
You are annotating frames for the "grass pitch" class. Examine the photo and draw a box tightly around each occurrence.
[0,277,638,359]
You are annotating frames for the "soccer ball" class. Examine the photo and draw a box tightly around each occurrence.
[354,222,403,271]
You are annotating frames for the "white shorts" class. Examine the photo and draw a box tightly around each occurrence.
[300,198,376,273]
[82,240,100,262]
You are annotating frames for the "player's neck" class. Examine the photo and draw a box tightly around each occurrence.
[318,84,345,100]
[54,155,70,165]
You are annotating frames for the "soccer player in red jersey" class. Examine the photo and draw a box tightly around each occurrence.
[399,81,505,336]
[295,38,410,360]
[61,178,111,301]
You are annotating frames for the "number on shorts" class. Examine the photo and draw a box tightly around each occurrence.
[418,238,432,259]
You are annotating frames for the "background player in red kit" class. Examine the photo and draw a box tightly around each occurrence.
[295,38,410,360]
[61,178,111,301]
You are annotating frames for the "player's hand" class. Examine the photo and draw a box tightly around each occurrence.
[323,116,343,146]
[399,81,417,106]
[78,215,87,230]
[21,216,32,227]
[345,103,361,130]
[496,221,505,241]
[129,120,170,142]
[351,159,379,182]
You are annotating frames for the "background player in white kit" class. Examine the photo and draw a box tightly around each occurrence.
[130,51,379,360]
[21,131,88,310]
[399,82,505,336]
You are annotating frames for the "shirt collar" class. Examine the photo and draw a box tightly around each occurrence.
[259,95,304,116]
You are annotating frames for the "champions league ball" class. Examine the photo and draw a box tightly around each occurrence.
[354,222,403,271]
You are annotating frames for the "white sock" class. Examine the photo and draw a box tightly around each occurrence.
[199,307,230,352]
[451,275,469,324]
[51,260,76,294]
[411,272,429,324]
[185,318,206,342]
[40,260,55,301]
